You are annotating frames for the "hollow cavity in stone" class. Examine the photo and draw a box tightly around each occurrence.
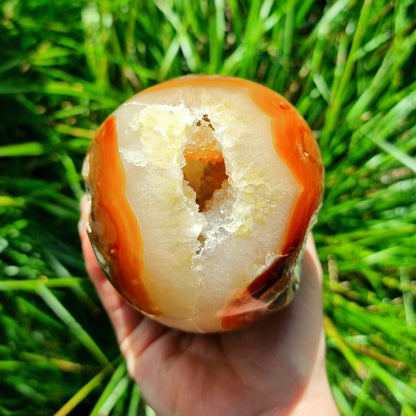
[182,115,229,212]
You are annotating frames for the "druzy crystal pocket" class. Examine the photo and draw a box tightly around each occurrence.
[82,75,324,332]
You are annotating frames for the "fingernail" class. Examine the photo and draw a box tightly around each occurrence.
[78,194,90,235]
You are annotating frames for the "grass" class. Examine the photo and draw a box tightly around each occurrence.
[0,0,415,414]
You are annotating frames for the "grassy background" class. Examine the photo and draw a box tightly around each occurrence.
[1,0,415,414]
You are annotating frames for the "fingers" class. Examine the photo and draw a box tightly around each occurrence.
[292,232,323,318]
[302,232,323,284]
[79,195,143,344]
[78,196,106,288]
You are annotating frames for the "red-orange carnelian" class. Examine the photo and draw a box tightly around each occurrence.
[86,116,160,315]
[83,75,324,332]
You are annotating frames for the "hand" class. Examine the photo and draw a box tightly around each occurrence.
[79,197,338,416]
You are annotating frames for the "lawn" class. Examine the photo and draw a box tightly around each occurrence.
[0,0,415,415]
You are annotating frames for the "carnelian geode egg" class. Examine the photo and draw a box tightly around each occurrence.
[82,75,324,332]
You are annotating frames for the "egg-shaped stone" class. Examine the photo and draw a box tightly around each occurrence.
[82,75,324,332]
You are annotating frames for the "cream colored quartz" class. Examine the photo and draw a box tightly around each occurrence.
[111,85,300,332]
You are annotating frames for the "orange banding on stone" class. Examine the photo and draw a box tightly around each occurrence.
[86,115,159,316]
[84,75,324,332]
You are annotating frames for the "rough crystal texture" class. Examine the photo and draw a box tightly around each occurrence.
[83,75,324,332]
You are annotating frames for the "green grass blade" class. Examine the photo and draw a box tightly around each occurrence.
[347,27,416,123]
[153,0,200,72]
[127,384,142,416]
[322,0,374,143]
[0,143,45,157]
[90,361,130,416]
[90,361,127,415]
[53,358,120,416]
[0,277,83,291]
[36,285,109,366]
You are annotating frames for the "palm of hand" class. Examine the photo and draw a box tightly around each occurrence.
[125,277,325,416]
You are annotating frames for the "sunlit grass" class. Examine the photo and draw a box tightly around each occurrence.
[1,0,415,414]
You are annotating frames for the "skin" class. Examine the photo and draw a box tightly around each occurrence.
[79,197,339,416]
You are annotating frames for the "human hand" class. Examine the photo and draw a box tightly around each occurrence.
[79,197,338,416]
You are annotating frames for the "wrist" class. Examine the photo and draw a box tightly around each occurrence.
[263,332,339,416]
[288,369,339,416]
